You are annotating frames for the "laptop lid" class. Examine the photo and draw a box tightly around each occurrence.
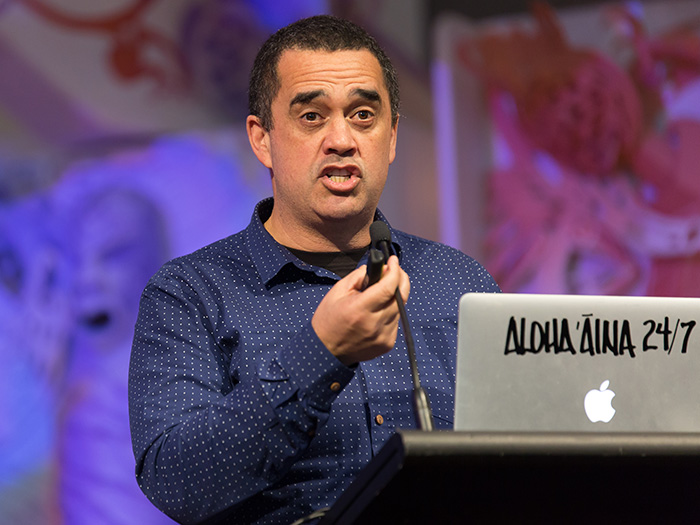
[454,293,700,432]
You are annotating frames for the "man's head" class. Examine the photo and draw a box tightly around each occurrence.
[246,16,399,251]
[248,15,400,131]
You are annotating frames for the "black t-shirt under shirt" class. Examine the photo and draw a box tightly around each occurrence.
[286,247,367,278]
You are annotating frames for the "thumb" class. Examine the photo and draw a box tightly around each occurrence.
[337,264,369,293]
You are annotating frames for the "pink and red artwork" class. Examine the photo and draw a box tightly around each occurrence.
[433,0,700,297]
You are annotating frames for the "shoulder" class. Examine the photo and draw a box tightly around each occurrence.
[393,229,467,260]
[392,229,500,292]
[152,198,271,286]
[148,229,252,294]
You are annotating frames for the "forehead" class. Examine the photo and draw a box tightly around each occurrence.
[274,48,387,101]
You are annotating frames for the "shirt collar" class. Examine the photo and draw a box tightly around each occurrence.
[244,198,403,287]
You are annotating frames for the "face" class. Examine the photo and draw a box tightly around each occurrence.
[247,48,398,247]
[72,192,166,352]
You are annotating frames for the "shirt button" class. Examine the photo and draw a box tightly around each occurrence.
[330,382,341,392]
[375,414,384,425]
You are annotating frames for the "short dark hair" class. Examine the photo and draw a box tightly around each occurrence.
[248,15,400,130]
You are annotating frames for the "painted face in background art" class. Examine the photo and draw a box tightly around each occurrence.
[71,189,168,352]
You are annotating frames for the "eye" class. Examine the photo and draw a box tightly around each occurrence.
[355,110,372,120]
[302,112,320,122]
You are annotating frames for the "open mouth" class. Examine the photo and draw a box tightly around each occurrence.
[82,311,112,330]
[326,168,353,183]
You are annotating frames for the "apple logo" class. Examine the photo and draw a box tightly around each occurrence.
[584,380,616,423]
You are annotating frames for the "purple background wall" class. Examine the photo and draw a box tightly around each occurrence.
[0,1,697,523]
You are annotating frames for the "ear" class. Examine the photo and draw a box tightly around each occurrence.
[388,117,399,164]
[246,115,272,169]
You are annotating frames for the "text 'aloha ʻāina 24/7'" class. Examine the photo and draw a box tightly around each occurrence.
[504,315,697,358]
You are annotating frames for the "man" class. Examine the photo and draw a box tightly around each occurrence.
[129,14,499,525]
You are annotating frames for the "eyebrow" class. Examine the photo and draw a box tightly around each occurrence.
[290,90,325,107]
[289,88,383,108]
[353,88,381,104]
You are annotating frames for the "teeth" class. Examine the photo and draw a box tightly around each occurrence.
[326,168,352,183]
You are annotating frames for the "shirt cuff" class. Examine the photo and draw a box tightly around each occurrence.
[269,322,355,412]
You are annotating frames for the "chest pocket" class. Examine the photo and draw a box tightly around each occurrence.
[225,326,300,383]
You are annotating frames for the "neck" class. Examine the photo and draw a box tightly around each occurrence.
[264,209,373,252]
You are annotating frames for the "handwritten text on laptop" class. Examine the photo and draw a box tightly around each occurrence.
[504,314,697,357]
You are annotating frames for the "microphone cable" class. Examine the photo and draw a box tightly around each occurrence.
[369,221,434,431]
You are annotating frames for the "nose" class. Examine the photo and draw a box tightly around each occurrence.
[323,116,357,157]
[74,251,105,296]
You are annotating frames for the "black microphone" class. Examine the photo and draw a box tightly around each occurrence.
[369,221,392,263]
[369,221,434,431]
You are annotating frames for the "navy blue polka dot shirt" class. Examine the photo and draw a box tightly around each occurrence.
[128,198,500,524]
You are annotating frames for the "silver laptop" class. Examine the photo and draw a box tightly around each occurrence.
[454,293,700,432]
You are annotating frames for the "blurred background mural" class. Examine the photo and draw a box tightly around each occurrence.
[433,0,700,296]
[0,0,698,523]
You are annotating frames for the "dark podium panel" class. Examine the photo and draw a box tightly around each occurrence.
[320,430,700,524]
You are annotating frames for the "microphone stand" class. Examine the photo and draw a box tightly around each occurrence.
[394,288,434,431]
[374,236,434,431]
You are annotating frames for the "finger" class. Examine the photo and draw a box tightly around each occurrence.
[345,264,369,290]
[332,265,368,295]
[398,265,410,304]
[361,258,401,308]
[381,255,401,283]
[381,255,403,294]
